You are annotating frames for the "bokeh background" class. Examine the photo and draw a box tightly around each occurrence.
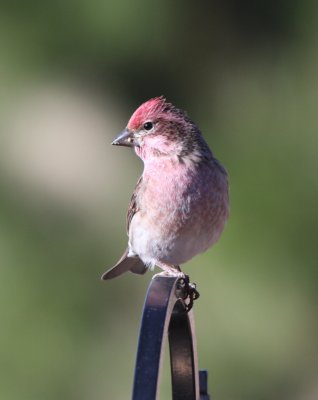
[1,1,318,399]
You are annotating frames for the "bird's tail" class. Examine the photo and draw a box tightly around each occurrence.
[101,249,147,280]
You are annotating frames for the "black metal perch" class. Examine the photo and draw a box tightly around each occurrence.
[132,275,210,400]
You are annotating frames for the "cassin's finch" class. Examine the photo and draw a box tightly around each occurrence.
[102,97,229,279]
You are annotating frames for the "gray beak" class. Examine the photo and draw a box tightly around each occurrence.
[111,129,134,147]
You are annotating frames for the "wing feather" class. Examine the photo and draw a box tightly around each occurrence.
[126,175,143,233]
[102,176,147,281]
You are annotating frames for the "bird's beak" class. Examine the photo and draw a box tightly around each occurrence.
[111,129,135,147]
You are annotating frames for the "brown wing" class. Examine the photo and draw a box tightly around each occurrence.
[126,175,143,233]
[102,176,147,281]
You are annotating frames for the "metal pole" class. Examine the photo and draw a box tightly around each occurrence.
[132,275,208,400]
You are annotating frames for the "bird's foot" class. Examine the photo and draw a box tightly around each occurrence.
[152,270,185,279]
[152,262,185,279]
[152,262,200,311]
[153,261,185,278]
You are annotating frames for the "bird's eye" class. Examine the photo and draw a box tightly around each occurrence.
[143,121,153,131]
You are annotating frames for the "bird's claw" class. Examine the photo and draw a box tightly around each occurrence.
[152,270,185,279]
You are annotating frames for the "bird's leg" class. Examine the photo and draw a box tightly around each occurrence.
[152,264,200,311]
[152,262,185,279]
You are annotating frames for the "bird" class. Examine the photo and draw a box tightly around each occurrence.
[102,97,229,280]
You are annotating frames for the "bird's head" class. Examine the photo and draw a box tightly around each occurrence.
[112,97,212,163]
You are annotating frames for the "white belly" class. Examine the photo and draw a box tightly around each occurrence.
[128,208,224,268]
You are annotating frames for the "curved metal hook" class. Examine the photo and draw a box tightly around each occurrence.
[132,275,206,400]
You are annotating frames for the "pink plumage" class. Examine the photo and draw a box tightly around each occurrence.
[102,97,229,280]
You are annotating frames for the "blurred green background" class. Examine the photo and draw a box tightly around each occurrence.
[1,1,318,399]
